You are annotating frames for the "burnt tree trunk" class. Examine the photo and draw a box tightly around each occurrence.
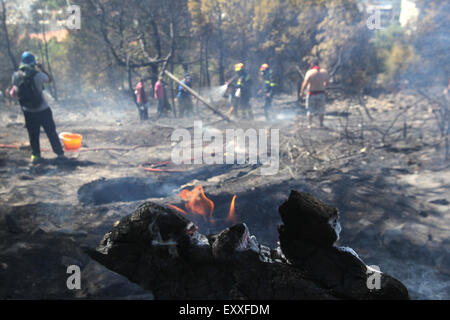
[0,0,17,70]
[150,19,161,94]
[41,24,58,101]
[197,41,204,115]
[169,61,176,117]
[205,35,211,88]
[126,55,137,106]
[217,7,225,85]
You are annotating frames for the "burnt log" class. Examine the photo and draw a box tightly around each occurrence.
[278,190,409,300]
[279,190,339,247]
[87,192,409,300]
[87,202,335,299]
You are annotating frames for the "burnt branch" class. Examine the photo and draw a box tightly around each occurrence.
[89,0,169,69]
[416,89,449,138]
[158,20,175,78]
[329,48,342,78]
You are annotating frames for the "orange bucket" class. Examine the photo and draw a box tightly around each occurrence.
[59,132,83,151]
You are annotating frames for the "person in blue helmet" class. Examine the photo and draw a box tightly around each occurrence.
[177,73,193,117]
[10,52,65,164]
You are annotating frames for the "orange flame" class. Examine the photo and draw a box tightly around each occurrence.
[227,195,237,223]
[167,204,188,215]
[178,185,214,221]
[169,185,238,225]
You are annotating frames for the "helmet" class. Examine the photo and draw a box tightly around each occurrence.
[21,51,36,66]
[234,63,244,72]
[260,63,269,72]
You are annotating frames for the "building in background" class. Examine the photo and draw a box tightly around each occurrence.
[360,0,419,30]
[399,0,419,28]
[360,0,401,29]
[6,0,70,30]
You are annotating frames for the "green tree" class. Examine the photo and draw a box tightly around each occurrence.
[312,0,376,89]
[413,0,450,85]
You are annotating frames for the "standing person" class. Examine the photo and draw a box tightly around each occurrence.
[154,76,166,119]
[177,73,193,117]
[258,63,276,121]
[10,52,65,165]
[135,79,149,120]
[234,63,253,120]
[299,59,329,128]
[224,75,238,116]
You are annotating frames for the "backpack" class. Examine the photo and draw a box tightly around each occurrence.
[178,78,191,99]
[15,69,43,109]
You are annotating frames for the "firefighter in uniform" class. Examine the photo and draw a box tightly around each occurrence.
[234,63,253,120]
[259,63,276,120]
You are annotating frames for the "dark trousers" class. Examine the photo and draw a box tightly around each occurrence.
[137,103,148,120]
[23,108,64,157]
[229,94,238,116]
[157,99,166,118]
[264,96,273,120]
[178,97,193,117]
[239,97,253,120]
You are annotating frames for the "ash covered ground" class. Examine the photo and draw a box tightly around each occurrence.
[0,90,449,299]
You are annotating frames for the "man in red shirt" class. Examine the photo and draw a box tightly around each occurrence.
[135,79,148,120]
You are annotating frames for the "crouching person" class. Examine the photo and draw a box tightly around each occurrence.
[11,52,65,164]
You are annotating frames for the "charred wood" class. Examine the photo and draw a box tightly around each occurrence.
[87,192,409,300]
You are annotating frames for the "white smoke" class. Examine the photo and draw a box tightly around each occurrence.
[199,85,228,103]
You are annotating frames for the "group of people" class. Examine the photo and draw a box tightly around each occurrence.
[8,50,330,165]
[225,59,329,126]
[134,60,330,125]
[134,74,193,121]
[134,63,280,122]
[225,62,277,121]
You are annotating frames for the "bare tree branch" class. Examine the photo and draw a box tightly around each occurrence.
[0,0,17,70]
[89,0,168,69]
[329,48,343,78]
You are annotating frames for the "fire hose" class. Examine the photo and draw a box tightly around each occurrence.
[0,143,153,152]
[1,143,188,173]
[139,161,185,173]
[139,157,197,173]
[0,144,24,149]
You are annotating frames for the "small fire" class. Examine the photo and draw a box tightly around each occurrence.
[167,204,188,215]
[170,185,238,225]
[227,194,237,223]
[179,185,214,221]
